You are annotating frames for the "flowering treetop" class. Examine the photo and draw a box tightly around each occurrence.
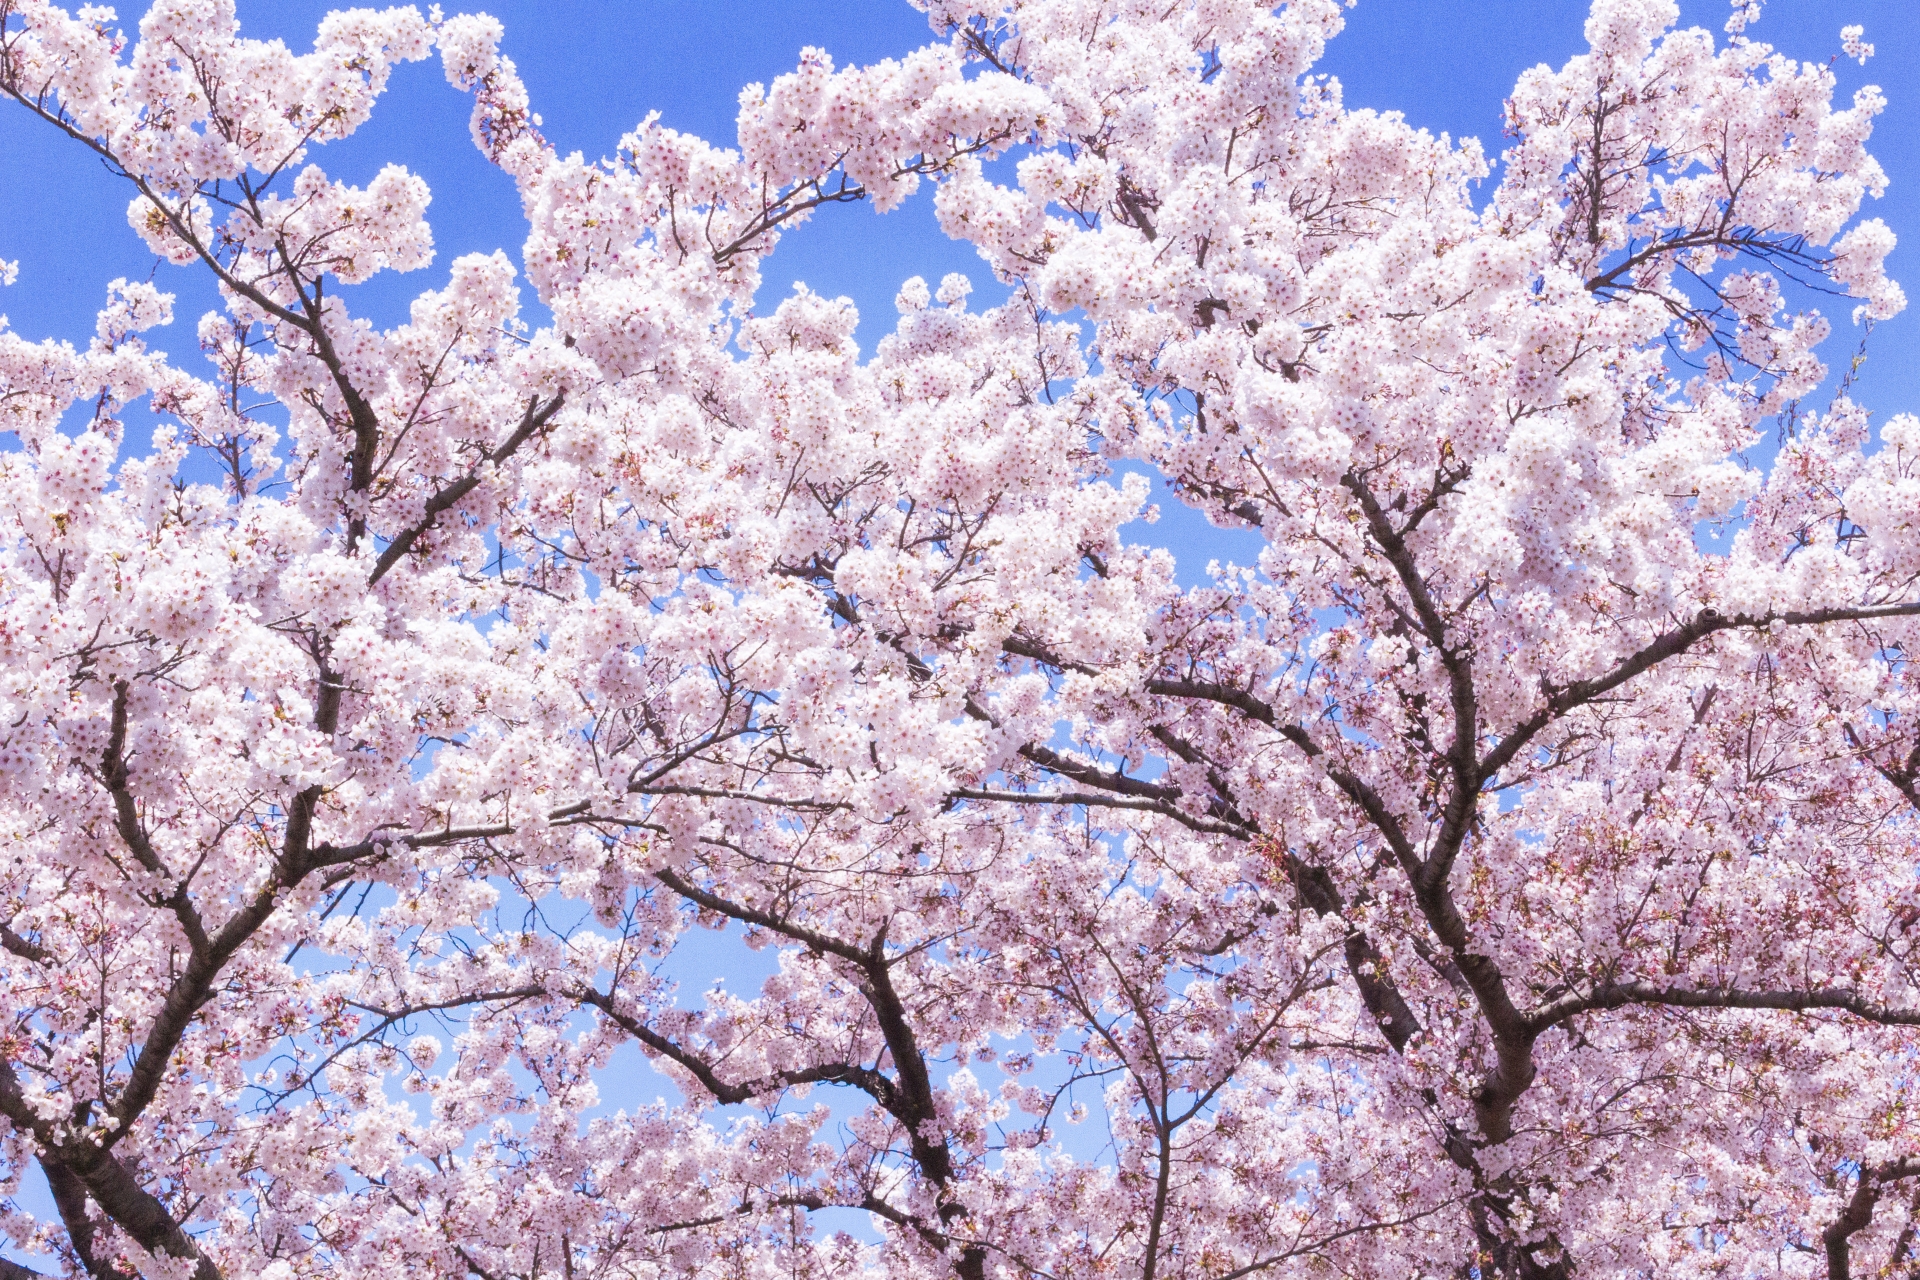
[0,0,1916,1277]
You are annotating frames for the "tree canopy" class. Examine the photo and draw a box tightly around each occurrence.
[1,0,1917,1276]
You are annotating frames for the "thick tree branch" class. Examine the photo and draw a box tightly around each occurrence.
[0,1062,218,1280]
[41,1159,134,1280]
[1528,981,1920,1035]
[366,392,566,586]
[1822,1157,1920,1280]
[579,988,900,1111]
[1481,602,1920,788]
[1280,852,1423,1053]
[0,922,48,965]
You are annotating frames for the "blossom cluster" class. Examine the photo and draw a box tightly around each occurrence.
[0,0,1915,1277]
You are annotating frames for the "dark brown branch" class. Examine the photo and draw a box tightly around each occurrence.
[0,1061,218,1280]
[42,1158,134,1280]
[1144,676,1276,726]
[1281,853,1423,1054]
[631,783,847,812]
[1482,602,1920,789]
[948,785,1248,837]
[366,392,566,586]
[1001,633,1100,676]
[1339,471,1481,891]
[579,988,899,1111]
[1822,1158,1920,1280]
[0,922,49,965]
[647,871,984,1280]
[1528,981,1920,1035]
[653,868,871,966]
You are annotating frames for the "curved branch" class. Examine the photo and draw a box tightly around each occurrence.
[366,392,566,587]
[578,988,899,1111]
[1822,1157,1920,1280]
[0,1062,218,1280]
[1527,981,1920,1036]
[1481,601,1920,788]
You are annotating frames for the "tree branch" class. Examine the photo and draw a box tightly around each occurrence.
[579,988,899,1111]
[1481,602,1920,788]
[366,392,566,587]
[1527,981,1920,1035]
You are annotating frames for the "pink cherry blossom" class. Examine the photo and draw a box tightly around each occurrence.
[1,0,1917,1277]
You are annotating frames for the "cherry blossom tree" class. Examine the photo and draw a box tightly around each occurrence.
[0,0,1916,1276]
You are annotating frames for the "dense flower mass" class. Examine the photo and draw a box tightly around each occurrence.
[0,0,1916,1276]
